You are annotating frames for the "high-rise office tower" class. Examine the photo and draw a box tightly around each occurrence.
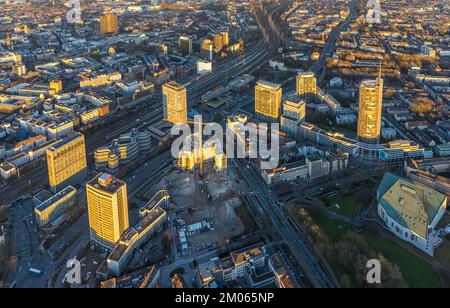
[87,173,129,252]
[179,36,193,56]
[255,80,282,121]
[5,34,11,49]
[213,33,224,51]
[100,12,119,35]
[47,133,87,193]
[296,72,317,103]
[162,81,188,124]
[201,39,213,61]
[221,31,229,47]
[357,76,384,144]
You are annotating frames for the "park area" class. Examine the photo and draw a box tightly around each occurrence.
[325,194,362,217]
[286,202,443,288]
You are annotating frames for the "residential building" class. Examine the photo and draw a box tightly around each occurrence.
[268,253,299,288]
[436,144,450,157]
[176,135,217,172]
[100,265,160,288]
[178,150,195,171]
[221,31,229,47]
[306,154,329,179]
[215,244,266,284]
[382,127,397,140]
[261,160,308,185]
[280,95,305,137]
[404,159,450,202]
[214,153,227,172]
[296,72,317,103]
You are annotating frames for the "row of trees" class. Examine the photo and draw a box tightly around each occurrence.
[410,97,435,116]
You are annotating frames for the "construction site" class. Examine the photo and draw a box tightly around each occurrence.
[155,168,257,257]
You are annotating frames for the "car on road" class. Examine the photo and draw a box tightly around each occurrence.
[29,268,43,277]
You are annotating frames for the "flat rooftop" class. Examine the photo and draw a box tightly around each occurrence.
[163,81,185,91]
[284,94,306,105]
[298,71,316,77]
[378,173,447,238]
[35,186,77,213]
[33,189,54,204]
[108,208,166,262]
[257,80,281,90]
[48,133,84,151]
[87,173,126,194]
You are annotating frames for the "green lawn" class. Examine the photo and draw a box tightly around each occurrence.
[326,195,361,217]
[310,211,356,241]
[360,179,378,190]
[364,234,441,288]
[309,210,441,288]
[309,212,359,287]
[435,240,450,268]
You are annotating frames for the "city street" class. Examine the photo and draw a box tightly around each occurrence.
[234,159,337,288]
